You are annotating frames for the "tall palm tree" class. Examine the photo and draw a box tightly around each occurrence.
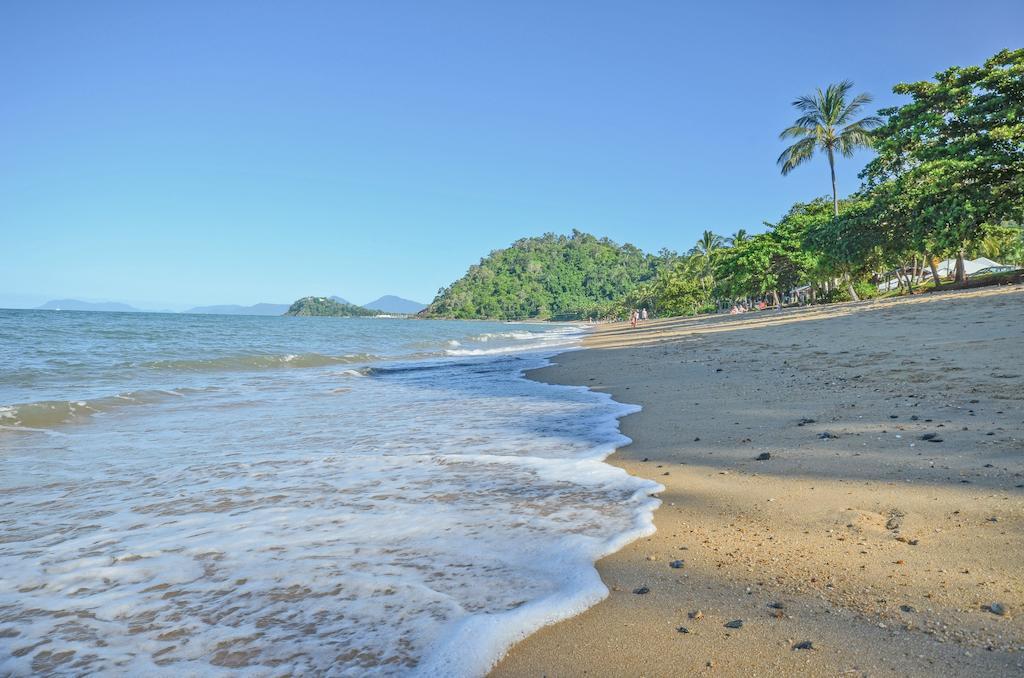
[777,81,881,217]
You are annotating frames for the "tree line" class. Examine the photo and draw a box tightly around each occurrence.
[425,49,1023,321]
[628,48,1023,317]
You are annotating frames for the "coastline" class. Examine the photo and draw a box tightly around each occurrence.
[493,285,1023,677]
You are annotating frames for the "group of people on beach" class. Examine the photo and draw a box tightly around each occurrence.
[729,299,776,314]
[629,307,648,328]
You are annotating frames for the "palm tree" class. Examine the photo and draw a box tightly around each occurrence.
[777,81,881,218]
[687,230,725,288]
[690,230,725,259]
[727,229,749,247]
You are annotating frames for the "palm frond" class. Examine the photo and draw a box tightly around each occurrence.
[779,124,816,140]
[777,137,817,174]
[837,91,874,125]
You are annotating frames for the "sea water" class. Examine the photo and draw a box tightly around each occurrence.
[0,310,660,676]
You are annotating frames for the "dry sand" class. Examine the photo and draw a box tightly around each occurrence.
[492,284,1023,677]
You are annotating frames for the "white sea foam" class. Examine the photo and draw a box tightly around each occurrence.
[0,316,657,676]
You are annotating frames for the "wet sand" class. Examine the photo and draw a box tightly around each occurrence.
[493,284,1024,677]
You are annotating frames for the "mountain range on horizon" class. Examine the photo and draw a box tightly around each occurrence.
[31,294,428,316]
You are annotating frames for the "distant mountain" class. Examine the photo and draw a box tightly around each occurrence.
[184,303,290,316]
[37,299,144,313]
[362,295,427,314]
[329,295,351,305]
[285,296,379,317]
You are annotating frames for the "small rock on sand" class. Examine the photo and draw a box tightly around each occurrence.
[688,610,704,620]
[987,603,1008,616]
[793,641,814,651]
[669,560,684,569]
[724,619,743,629]
[755,452,771,461]
[633,586,650,595]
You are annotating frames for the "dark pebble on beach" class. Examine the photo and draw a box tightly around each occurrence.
[910,415,919,421]
[818,432,838,439]
[797,418,815,426]
[694,437,700,442]
[767,602,786,610]
[900,604,916,613]
[792,641,814,651]
[633,586,650,595]
[756,452,771,461]
[984,463,994,467]
[927,438,943,443]
[921,433,937,440]
[890,414,898,419]
[987,603,1008,616]
[724,619,743,629]
[677,626,690,634]
[669,560,685,569]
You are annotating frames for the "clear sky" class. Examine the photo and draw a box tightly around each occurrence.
[2,1,1021,309]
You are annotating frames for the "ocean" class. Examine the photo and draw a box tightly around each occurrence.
[0,309,660,676]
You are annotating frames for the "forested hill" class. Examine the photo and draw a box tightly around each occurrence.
[284,297,379,317]
[423,231,666,320]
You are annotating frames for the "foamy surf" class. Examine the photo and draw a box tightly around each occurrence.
[0,310,659,676]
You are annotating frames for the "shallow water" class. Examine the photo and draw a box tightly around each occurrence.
[0,310,660,676]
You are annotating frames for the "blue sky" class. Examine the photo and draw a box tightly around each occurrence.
[2,1,1020,309]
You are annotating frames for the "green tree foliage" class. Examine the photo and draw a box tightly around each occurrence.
[285,297,379,317]
[863,49,1024,281]
[423,230,668,319]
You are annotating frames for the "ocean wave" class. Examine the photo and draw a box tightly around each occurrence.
[142,352,379,372]
[0,387,211,430]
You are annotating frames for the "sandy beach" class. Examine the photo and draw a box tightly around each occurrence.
[494,284,1023,677]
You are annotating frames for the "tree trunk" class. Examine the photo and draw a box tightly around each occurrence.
[955,250,967,284]
[928,255,942,287]
[847,278,860,301]
[772,290,780,308]
[828,148,839,218]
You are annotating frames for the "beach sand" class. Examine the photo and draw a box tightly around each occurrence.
[493,285,1023,677]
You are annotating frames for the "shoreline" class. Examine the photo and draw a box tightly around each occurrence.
[493,285,1023,677]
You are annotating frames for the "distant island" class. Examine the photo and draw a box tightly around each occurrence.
[284,296,380,317]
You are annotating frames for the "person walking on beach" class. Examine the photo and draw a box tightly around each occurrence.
[641,308,648,322]
[630,309,638,328]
